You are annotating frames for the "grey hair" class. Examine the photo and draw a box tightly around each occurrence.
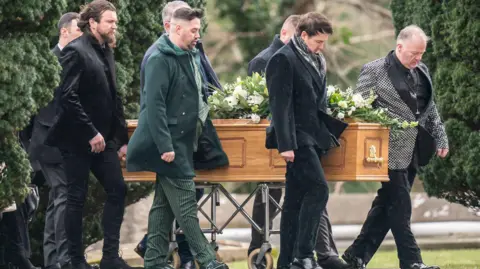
[396,25,430,44]
[161,1,191,23]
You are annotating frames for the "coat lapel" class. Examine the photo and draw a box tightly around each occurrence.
[104,47,117,90]
[289,42,323,95]
[385,57,418,115]
[178,57,198,92]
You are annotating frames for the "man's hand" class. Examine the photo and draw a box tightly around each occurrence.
[437,148,449,158]
[118,144,127,161]
[161,151,175,163]
[280,150,295,163]
[89,133,105,153]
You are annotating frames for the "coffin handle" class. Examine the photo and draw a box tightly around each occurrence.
[365,145,383,166]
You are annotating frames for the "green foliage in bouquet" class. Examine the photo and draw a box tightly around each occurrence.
[208,74,418,136]
[208,72,269,122]
[326,85,418,135]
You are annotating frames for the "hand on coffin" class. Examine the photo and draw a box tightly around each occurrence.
[118,144,127,161]
[281,150,295,163]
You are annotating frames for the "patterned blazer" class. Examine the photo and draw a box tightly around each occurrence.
[354,56,449,170]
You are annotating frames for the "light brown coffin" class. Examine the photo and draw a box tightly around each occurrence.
[122,119,389,182]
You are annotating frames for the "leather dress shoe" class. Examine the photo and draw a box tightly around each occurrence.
[290,258,322,269]
[100,257,143,269]
[341,252,365,269]
[405,263,440,269]
[318,256,351,269]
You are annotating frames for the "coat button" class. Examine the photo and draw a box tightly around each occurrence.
[182,94,186,98]
[182,112,185,115]
[181,130,184,134]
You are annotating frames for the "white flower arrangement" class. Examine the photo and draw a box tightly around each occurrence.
[208,72,268,122]
[209,74,418,133]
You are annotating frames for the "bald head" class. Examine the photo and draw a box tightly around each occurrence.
[280,15,300,43]
[395,25,429,69]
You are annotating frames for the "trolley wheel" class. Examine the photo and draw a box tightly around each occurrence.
[248,248,274,269]
[168,250,181,269]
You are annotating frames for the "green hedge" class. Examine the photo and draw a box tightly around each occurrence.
[7,0,207,265]
[391,0,480,209]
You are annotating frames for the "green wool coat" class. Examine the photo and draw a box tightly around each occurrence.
[127,35,201,178]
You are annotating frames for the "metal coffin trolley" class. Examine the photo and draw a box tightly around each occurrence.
[123,119,390,269]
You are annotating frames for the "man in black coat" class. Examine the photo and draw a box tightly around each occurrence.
[22,12,82,269]
[45,1,138,269]
[342,25,448,269]
[266,12,347,269]
[247,15,348,269]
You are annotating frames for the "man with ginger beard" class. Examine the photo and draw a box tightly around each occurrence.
[45,1,137,269]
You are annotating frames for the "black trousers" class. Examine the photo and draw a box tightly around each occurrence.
[62,141,127,264]
[249,190,338,260]
[277,147,329,267]
[41,162,69,267]
[0,204,32,267]
[346,162,422,269]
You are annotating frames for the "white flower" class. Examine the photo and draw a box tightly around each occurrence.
[250,113,261,123]
[347,110,353,116]
[338,101,348,109]
[247,93,264,105]
[352,94,365,108]
[337,112,345,119]
[326,108,333,115]
[224,95,238,107]
[233,85,248,99]
[236,77,242,83]
[327,85,336,97]
[350,107,356,112]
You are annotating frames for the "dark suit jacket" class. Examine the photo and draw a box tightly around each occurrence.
[46,34,128,152]
[247,35,285,76]
[26,45,64,167]
[265,41,347,153]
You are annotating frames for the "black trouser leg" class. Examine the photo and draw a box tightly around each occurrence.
[277,147,329,267]
[248,186,282,255]
[63,142,126,264]
[315,209,338,260]
[346,164,421,267]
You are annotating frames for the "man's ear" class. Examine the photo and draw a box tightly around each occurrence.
[89,18,97,31]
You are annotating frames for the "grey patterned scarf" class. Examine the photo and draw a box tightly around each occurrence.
[292,35,326,79]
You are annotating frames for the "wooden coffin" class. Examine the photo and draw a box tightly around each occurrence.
[122,119,389,182]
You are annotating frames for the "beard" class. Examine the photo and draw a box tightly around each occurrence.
[99,29,115,44]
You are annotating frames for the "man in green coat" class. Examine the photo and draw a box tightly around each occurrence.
[126,7,228,269]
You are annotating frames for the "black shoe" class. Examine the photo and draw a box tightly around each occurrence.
[341,252,365,269]
[181,261,195,269]
[199,260,228,269]
[290,258,322,269]
[405,263,440,269]
[134,234,148,259]
[61,261,94,269]
[318,257,351,269]
[100,257,143,269]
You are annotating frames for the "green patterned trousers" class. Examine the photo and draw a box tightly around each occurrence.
[144,175,216,268]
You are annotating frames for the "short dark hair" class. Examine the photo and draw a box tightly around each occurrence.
[171,7,204,21]
[57,12,80,33]
[77,0,116,33]
[296,12,333,36]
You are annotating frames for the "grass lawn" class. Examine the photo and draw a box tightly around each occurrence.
[227,249,480,269]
